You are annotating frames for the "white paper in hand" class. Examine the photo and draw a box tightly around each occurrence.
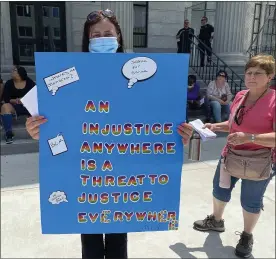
[20,85,39,116]
[189,119,216,142]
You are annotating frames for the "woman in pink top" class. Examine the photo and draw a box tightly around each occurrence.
[177,54,275,258]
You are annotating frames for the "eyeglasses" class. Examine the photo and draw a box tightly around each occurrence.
[87,9,115,22]
[245,71,267,77]
[201,19,206,22]
[234,105,245,125]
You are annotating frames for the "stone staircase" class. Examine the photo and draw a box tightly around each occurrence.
[190,65,246,92]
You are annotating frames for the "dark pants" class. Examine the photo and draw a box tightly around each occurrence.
[198,40,212,66]
[186,95,211,123]
[81,233,128,259]
[178,41,192,53]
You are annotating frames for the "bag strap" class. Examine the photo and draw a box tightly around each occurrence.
[225,90,249,155]
[226,90,273,158]
[228,90,249,131]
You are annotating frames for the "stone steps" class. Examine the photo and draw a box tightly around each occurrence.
[1,138,39,156]
[0,116,39,155]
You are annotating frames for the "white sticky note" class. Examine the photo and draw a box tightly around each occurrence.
[44,67,79,95]
[48,134,68,156]
[20,85,39,116]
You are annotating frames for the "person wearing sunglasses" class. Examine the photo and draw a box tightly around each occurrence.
[25,9,127,259]
[82,9,124,53]
[198,16,214,67]
[177,54,275,258]
[207,70,232,123]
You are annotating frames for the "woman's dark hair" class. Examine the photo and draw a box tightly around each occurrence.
[188,74,196,82]
[16,66,28,81]
[82,11,124,53]
[216,69,228,79]
[188,75,196,86]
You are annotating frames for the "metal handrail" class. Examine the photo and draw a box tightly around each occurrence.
[188,34,245,95]
[248,45,276,58]
[247,3,275,55]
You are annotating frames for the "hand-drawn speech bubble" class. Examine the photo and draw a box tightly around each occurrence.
[44,67,79,96]
[122,57,157,88]
[48,191,68,205]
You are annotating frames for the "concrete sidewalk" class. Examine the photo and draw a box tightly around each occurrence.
[1,136,275,258]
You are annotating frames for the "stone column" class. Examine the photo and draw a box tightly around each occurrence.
[0,3,2,73]
[213,2,248,66]
[243,2,260,54]
[0,2,13,72]
[101,1,133,52]
[65,2,73,52]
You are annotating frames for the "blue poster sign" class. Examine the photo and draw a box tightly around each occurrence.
[35,52,189,234]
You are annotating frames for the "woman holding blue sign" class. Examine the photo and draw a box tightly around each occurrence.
[26,9,127,259]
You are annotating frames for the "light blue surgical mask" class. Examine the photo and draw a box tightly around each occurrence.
[89,37,119,53]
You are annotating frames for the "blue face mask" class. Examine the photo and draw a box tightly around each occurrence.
[89,37,119,53]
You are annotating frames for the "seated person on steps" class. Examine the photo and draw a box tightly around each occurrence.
[186,74,211,123]
[1,66,35,144]
[0,76,4,130]
[207,70,232,123]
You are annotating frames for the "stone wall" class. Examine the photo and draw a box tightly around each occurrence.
[66,1,101,52]
[65,1,258,55]
[147,2,192,51]
[0,2,13,79]
[0,3,3,74]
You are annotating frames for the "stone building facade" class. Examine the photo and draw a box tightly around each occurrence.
[0,1,275,78]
